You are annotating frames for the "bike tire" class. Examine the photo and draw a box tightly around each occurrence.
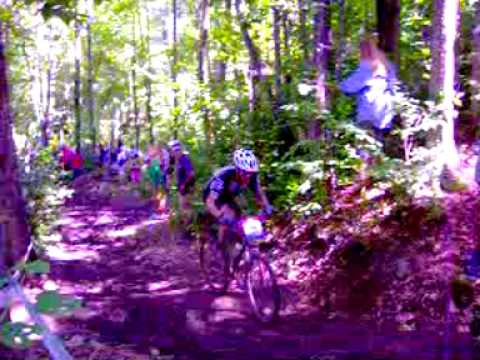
[199,235,231,292]
[246,256,281,323]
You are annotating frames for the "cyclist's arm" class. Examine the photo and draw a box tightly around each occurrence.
[206,177,224,218]
[206,194,222,218]
[252,175,271,210]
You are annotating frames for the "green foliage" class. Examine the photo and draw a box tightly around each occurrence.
[0,259,81,350]
[16,144,74,253]
[36,290,81,315]
[1,322,42,349]
[18,260,51,275]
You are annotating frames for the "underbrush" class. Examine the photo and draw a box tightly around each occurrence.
[18,146,73,253]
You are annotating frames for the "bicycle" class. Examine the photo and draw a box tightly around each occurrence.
[199,213,281,323]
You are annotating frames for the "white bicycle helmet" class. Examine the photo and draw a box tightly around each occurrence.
[233,149,259,172]
[168,139,182,152]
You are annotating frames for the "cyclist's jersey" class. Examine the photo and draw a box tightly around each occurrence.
[203,166,261,207]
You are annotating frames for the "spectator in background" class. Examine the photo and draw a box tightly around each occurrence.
[159,144,171,198]
[71,148,84,180]
[340,38,397,147]
[146,145,165,215]
[129,153,142,184]
[168,140,195,232]
[59,145,74,171]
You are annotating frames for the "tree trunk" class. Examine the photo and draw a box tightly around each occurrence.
[131,9,140,150]
[143,0,154,144]
[429,0,459,168]
[0,24,29,272]
[235,0,262,112]
[311,0,331,138]
[335,0,345,82]
[282,10,291,62]
[42,52,52,147]
[198,0,212,152]
[198,0,209,84]
[376,0,400,63]
[272,6,282,115]
[472,1,480,117]
[110,107,119,156]
[214,0,230,83]
[86,0,96,149]
[172,0,178,138]
[21,42,43,139]
[41,24,55,147]
[74,2,82,151]
[298,0,309,72]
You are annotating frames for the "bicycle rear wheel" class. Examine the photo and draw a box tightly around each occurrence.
[246,256,280,322]
[199,235,230,292]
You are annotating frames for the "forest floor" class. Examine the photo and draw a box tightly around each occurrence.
[2,150,480,359]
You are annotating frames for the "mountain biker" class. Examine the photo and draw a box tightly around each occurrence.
[203,149,273,247]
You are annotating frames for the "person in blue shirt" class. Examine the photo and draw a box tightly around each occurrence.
[168,140,195,229]
[340,38,397,145]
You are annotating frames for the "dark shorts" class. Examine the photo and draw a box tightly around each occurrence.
[179,178,195,196]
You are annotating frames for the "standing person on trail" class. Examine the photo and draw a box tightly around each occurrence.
[168,140,195,228]
[159,145,171,195]
[59,145,74,171]
[146,145,166,214]
[158,144,171,211]
[129,153,142,184]
[116,144,129,180]
[71,148,84,180]
[339,38,397,148]
[203,149,273,248]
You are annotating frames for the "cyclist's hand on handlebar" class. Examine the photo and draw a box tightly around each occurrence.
[219,216,235,226]
[265,204,274,216]
[260,204,274,218]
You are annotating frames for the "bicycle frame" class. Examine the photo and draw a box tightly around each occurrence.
[229,215,268,273]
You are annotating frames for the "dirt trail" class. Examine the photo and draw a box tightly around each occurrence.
[5,185,478,360]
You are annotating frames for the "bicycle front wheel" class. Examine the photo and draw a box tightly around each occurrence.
[246,256,280,322]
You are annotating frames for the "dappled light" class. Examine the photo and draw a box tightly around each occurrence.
[45,244,100,262]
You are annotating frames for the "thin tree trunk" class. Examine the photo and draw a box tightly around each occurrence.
[215,0,231,83]
[298,0,309,72]
[40,24,54,147]
[43,52,52,147]
[74,2,82,151]
[110,107,119,156]
[273,6,282,115]
[21,42,43,135]
[311,0,331,138]
[335,0,345,82]
[0,24,29,271]
[472,1,480,117]
[235,0,262,112]
[429,0,459,168]
[282,11,290,57]
[198,0,212,151]
[131,9,140,150]
[143,0,154,144]
[172,0,178,138]
[86,0,96,149]
[214,0,230,83]
[376,0,400,63]
[198,0,209,84]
